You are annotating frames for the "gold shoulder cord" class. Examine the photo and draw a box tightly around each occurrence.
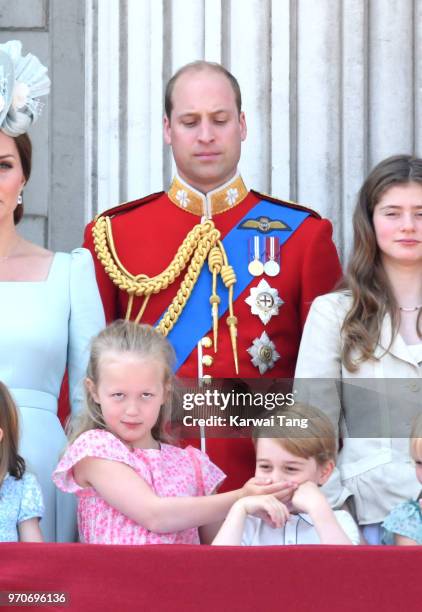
[92,216,239,373]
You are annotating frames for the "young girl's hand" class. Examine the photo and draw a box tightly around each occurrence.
[241,495,290,528]
[241,477,297,504]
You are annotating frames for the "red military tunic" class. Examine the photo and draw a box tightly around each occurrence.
[84,175,342,490]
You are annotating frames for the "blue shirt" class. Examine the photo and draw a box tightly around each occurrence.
[0,472,44,542]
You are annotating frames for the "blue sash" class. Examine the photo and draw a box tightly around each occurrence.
[155,199,309,371]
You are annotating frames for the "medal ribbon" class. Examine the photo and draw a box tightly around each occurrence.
[155,200,309,371]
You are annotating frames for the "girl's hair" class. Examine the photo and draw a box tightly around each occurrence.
[410,413,422,460]
[341,155,422,372]
[252,403,336,466]
[68,320,175,444]
[0,381,25,483]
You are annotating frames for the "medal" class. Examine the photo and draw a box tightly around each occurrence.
[264,237,280,276]
[247,331,281,374]
[248,259,264,276]
[248,236,264,276]
[245,279,284,325]
[264,259,280,276]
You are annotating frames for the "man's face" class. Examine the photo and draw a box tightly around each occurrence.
[164,69,247,194]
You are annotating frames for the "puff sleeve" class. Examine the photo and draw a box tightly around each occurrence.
[67,248,105,416]
[83,221,119,323]
[186,446,226,495]
[382,500,422,545]
[18,472,44,523]
[53,430,140,494]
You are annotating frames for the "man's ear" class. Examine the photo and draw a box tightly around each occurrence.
[0,427,3,443]
[85,377,99,404]
[239,111,247,141]
[163,115,172,145]
[317,459,335,486]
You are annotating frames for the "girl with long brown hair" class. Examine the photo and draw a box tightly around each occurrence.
[0,382,43,541]
[295,155,422,544]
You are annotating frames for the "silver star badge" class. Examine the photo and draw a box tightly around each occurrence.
[247,331,280,374]
[245,279,284,325]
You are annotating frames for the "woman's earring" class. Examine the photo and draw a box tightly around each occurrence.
[17,194,23,204]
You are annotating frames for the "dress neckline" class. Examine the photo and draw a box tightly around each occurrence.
[0,252,57,284]
[131,441,163,453]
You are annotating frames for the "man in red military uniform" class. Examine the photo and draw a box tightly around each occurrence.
[84,61,341,490]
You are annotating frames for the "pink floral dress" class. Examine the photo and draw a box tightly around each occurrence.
[53,430,225,544]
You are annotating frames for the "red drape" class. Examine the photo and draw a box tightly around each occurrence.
[1,544,420,612]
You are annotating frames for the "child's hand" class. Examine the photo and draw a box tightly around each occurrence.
[290,481,327,514]
[241,477,297,504]
[212,494,290,545]
[240,495,290,529]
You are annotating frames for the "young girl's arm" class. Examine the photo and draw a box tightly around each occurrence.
[17,473,44,542]
[199,479,294,544]
[18,518,43,542]
[198,519,222,544]
[212,495,289,545]
[74,457,294,533]
[382,500,421,546]
[394,534,418,546]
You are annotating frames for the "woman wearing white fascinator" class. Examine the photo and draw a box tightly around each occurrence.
[0,40,105,541]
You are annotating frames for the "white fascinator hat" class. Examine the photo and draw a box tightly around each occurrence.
[0,40,50,137]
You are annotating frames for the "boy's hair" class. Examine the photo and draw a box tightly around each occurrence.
[410,413,422,460]
[68,321,175,444]
[252,403,336,465]
[0,381,25,483]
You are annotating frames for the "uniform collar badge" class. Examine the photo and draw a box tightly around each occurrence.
[238,216,291,233]
[168,174,248,217]
[245,279,284,325]
[247,331,280,374]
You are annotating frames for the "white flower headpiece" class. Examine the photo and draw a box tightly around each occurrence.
[0,40,50,137]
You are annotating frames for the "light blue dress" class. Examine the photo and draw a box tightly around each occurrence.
[0,248,105,542]
[382,498,422,545]
[0,472,44,542]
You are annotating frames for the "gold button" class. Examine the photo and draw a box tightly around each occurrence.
[202,354,214,367]
[409,382,420,392]
[201,336,213,348]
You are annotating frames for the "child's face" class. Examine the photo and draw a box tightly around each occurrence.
[86,351,168,449]
[255,438,332,488]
